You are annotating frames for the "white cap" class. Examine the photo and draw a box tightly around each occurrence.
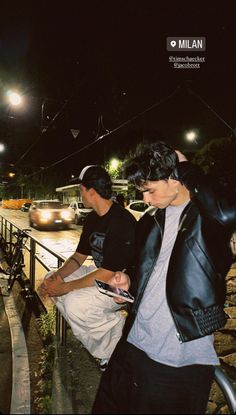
[78,165,97,182]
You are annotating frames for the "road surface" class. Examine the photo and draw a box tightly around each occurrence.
[0,207,83,262]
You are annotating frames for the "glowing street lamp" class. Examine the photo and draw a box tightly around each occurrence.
[185,129,200,145]
[106,158,122,179]
[8,172,16,178]
[0,143,5,152]
[109,158,120,171]
[6,90,23,107]
[186,130,197,142]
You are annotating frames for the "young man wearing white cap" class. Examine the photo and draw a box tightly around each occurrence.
[39,165,136,370]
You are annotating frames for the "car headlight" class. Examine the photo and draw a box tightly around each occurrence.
[40,210,52,220]
[61,210,72,220]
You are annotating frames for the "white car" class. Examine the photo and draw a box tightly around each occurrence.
[125,200,151,221]
[69,201,93,225]
[231,232,236,257]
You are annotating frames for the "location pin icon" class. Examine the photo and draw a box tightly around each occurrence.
[170,40,176,47]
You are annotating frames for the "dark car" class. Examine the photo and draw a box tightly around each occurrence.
[21,202,32,212]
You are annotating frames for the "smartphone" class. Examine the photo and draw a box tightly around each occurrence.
[94,279,134,303]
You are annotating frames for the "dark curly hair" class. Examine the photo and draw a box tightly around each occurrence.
[124,141,178,186]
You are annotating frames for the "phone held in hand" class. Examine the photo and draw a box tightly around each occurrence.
[94,279,135,303]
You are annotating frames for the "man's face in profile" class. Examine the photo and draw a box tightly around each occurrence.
[138,179,180,209]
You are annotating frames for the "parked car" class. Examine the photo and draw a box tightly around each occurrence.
[125,200,151,221]
[21,202,32,212]
[29,200,75,229]
[69,201,92,225]
[231,232,236,257]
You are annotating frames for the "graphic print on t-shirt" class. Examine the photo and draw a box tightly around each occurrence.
[89,231,105,267]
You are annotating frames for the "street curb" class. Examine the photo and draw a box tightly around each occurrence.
[3,294,31,414]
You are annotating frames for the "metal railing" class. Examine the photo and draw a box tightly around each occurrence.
[1,215,236,413]
[0,215,68,345]
[214,366,236,414]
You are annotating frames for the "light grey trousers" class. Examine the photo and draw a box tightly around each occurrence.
[46,265,126,359]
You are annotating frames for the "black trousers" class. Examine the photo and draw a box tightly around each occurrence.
[92,340,214,414]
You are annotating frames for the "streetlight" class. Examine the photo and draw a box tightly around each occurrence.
[6,90,23,107]
[185,129,199,144]
[8,172,15,178]
[106,158,122,179]
[6,89,47,134]
[109,158,120,171]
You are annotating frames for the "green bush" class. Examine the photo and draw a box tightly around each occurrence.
[36,308,56,341]
[34,308,56,413]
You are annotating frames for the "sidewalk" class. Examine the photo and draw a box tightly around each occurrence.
[0,294,12,414]
[52,329,102,414]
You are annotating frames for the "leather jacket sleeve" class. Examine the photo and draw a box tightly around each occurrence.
[176,161,236,233]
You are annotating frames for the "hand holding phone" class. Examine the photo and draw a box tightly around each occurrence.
[94,279,134,303]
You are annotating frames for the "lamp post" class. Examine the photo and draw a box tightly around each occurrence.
[21,183,25,199]
[7,90,23,107]
[107,158,122,179]
[110,158,120,171]
[185,130,198,144]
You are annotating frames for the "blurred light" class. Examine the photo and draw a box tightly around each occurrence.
[185,128,199,143]
[0,143,5,152]
[7,90,23,106]
[61,209,73,220]
[110,158,119,171]
[41,211,52,220]
[186,130,197,142]
[8,172,15,178]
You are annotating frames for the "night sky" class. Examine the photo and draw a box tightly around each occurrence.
[0,1,236,186]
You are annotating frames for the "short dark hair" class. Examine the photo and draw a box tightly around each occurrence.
[78,165,112,199]
[124,141,178,186]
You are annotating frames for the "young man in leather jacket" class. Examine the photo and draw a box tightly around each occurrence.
[92,141,236,414]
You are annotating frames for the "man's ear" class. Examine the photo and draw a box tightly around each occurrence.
[88,187,96,196]
[169,179,182,196]
[168,178,180,190]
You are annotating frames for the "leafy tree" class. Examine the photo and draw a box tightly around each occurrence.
[193,137,236,189]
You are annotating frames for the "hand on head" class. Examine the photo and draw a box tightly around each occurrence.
[175,150,187,162]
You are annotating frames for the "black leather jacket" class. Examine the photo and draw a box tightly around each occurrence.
[125,161,236,342]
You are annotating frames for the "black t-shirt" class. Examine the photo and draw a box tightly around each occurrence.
[76,202,136,271]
